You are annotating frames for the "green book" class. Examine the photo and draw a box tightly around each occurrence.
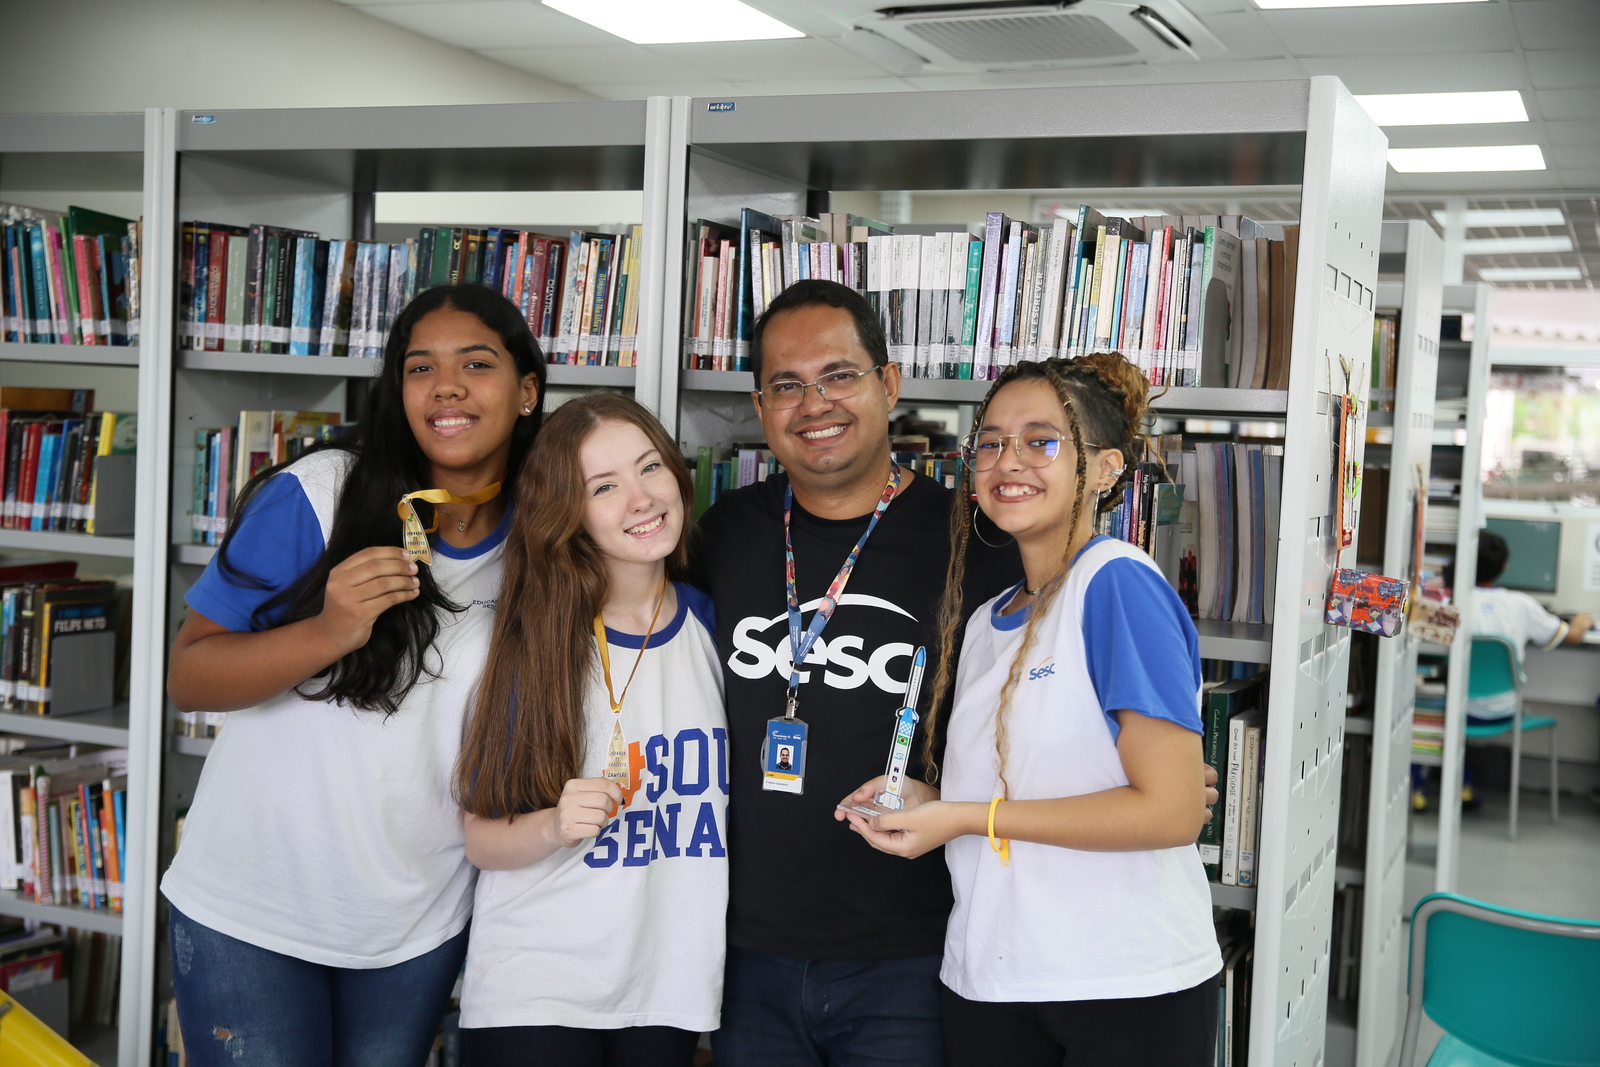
[694,446,714,520]
[959,237,982,380]
[1200,674,1263,882]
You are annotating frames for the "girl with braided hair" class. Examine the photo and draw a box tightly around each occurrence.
[839,352,1221,1065]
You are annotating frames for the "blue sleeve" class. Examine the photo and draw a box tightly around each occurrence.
[677,581,717,636]
[1081,557,1203,741]
[185,472,326,633]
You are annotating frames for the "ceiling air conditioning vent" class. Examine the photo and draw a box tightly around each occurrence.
[860,1,1226,72]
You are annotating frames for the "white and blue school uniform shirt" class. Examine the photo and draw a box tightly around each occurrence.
[941,536,1222,1003]
[460,581,728,1033]
[162,449,506,968]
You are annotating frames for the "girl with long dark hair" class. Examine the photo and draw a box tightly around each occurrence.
[453,394,726,1067]
[839,354,1221,1066]
[163,285,545,1067]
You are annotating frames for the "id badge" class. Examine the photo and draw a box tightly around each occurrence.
[762,717,808,795]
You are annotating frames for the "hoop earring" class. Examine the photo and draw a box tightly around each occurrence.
[971,504,1015,548]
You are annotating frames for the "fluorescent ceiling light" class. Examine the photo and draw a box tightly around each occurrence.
[1462,236,1574,255]
[541,0,802,44]
[1355,91,1526,127]
[1254,0,1488,7]
[1431,208,1566,228]
[1387,145,1545,173]
[1477,267,1582,282]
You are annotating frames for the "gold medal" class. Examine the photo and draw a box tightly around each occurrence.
[396,482,502,565]
[593,580,669,788]
[604,720,630,784]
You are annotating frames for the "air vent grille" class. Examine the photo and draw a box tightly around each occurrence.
[902,13,1139,64]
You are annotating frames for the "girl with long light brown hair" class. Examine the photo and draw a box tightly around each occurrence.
[453,393,727,1067]
[838,354,1222,1065]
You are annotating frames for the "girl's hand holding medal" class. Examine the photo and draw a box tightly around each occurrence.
[546,777,625,849]
[313,546,421,655]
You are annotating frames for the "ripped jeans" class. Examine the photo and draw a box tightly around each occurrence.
[167,905,468,1067]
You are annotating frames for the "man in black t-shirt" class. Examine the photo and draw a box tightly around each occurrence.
[691,280,1022,1065]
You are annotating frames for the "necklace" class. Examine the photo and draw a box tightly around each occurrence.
[594,578,670,785]
[434,502,482,533]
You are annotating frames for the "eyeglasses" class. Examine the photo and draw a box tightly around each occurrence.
[756,365,885,410]
[961,430,1108,472]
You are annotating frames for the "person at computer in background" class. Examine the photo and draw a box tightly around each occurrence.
[1443,530,1594,809]
[1471,530,1593,674]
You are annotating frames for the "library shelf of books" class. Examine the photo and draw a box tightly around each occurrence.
[660,78,1388,1067]
[1326,219,1444,1067]
[0,109,160,1063]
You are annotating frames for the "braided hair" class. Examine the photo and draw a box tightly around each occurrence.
[921,351,1156,794]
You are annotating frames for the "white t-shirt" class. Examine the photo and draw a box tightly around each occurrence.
[163,449,504,968]
[1467,585,1565,716]
[942,536,1222,1003]
[460,582,728,1032]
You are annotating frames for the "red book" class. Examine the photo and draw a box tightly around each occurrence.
[205,230,229,351]
[14,423,43,531]
[72,234,101,345]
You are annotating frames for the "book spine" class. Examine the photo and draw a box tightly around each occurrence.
[972,213,1006,381]
[1222,713,1247,885]
[1238,722,1264,887]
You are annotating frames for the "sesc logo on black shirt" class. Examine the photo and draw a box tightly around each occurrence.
[728,593,916,694]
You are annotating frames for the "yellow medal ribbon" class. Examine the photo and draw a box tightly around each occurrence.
[594,579,669,784]
[397,482,502,566]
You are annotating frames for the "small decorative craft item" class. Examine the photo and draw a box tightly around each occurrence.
[1409,597,1461,646]
[1326,569,1408,637]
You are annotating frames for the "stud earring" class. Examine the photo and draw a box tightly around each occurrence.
[522,404,533,415]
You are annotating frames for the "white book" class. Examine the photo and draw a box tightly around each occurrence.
[945,232,969,379]
[1232,442,1255,625]
[1037,217,1072,361]
[916,234,938,378]
[927,233,951,377]
[1221,708,1262,885]
[0,770,15,889]
[1238,720,1265,887]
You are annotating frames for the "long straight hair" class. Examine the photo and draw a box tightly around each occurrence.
[921,353,1154,793]
[213,285,547,714]
[455,394,696,818]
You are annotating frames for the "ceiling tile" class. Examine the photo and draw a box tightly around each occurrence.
[1142,58,1309,82]
[353,0,618,49]
[1529,50,1600,88]
[1511,1,1600,50]
[638,38,890,83]
[574,81,740,100]
[728,77,917,96]
[1552,144,1600,167]
[1545,119,1600,145]
[1382,123,1549,149]
[1536,89,1600,120]
[1261,5,1511,57]
[1555,167,1600,187]
[1298,53,1523,94]
[1192,11,1290,59]
[481,45,717,85]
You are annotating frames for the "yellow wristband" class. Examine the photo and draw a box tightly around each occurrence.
[987,796,1010,867]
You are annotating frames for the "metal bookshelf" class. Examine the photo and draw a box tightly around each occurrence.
[0,342,139,367]
[660,78,1387,1067]
[1328,220,1444,1067]
[1431,284,1493,900]
[0,108,159,1067]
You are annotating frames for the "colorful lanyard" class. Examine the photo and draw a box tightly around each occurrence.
[782,466,901,720]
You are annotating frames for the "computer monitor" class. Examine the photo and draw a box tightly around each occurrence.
[1484,517,1560,594]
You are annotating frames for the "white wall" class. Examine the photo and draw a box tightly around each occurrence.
[0,0,590,113]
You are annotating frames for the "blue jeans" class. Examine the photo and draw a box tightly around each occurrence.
[711,946,946,1067]
[168,904,468,1067]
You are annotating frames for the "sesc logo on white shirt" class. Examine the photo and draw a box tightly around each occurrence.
[728,593,915,694]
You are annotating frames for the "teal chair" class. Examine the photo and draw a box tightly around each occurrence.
[1466,635,1558,839]
[1399,892,1600,1066]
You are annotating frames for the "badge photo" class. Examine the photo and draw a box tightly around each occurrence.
[762,717,808,794]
